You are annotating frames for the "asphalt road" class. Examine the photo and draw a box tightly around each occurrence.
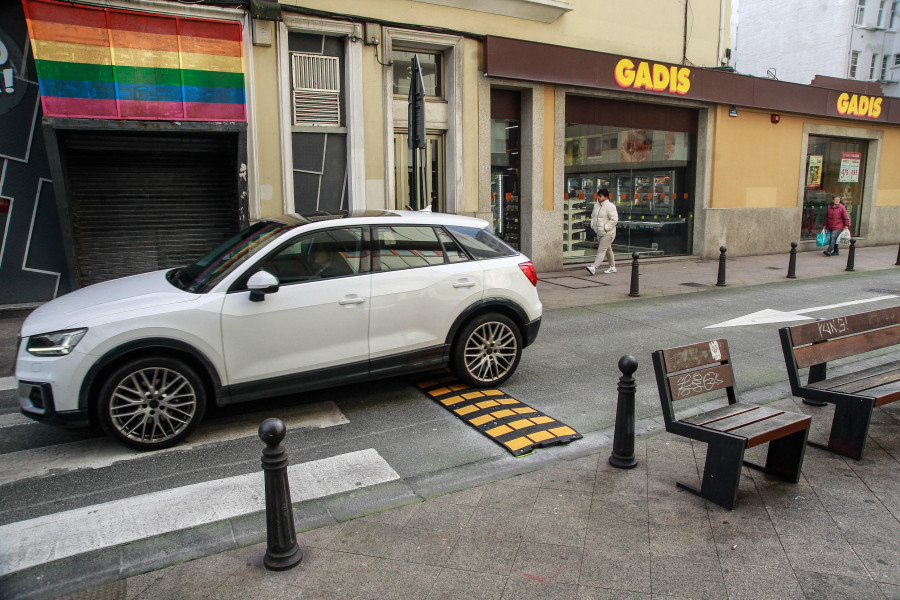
[1,268,899,596]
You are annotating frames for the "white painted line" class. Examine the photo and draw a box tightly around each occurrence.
[0,448,400,576]
[0,401,349,486]
[705,308,814,328]
[0,376,15,392]
[0,413,33,428]
[705,295,897,328]
[792,296,898,314]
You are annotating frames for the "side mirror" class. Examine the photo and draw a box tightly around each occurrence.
[247,271,280,302]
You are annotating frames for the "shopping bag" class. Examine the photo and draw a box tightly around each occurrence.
[815,228,829,247]
[837,229,852,245]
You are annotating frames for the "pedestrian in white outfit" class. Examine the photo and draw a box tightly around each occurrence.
[586,188,618,275]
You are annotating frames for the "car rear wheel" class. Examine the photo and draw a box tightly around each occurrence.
[97,356,206,450]
[452,313,522,387]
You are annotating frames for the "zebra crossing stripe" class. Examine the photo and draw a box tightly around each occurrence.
[0,448,399,576]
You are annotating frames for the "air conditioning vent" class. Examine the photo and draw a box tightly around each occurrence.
[291,53,340,126]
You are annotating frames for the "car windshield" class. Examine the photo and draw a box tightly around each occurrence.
[169,221,295,293]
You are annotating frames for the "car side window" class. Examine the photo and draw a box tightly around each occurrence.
[436,228,469,263]
[256,227,364,284]
[444,225,517,260]
[374,226,448,272]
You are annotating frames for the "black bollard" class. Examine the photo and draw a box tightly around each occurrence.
[845,238,856,272]
[716,246,727,287]
[259,418,303,571]
[628,252,640,297]
[896,242,900,266]
[609,355,638,469]
[786,241,798,279]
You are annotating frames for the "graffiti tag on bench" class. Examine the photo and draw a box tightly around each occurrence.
[674,370,725,398]
[816,317,848,337]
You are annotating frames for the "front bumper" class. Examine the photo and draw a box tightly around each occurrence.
[18,380,90,427]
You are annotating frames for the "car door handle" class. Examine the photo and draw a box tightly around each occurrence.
[339,295,366,305]
[453,279,477,289]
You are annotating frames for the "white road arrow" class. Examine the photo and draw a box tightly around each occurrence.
[705,295,897,328]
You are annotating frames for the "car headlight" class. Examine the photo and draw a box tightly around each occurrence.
[26,328,88,356]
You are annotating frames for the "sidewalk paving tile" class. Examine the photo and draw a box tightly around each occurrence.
[425,569,507,600]
[512,542,584,585]
[721,563,807,600]
[794,571,886,600]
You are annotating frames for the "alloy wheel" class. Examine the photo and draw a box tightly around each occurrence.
[463,320,519,384]
[108,366,199,445]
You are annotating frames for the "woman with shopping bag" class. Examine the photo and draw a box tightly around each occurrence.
[823,195,850,257]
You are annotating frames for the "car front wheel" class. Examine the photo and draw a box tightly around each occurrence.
[97,356,207,450]
[452,313,522,387]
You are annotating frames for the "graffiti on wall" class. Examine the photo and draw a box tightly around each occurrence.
[0,1,70,304]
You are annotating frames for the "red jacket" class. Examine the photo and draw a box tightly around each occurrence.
[825,202,850,231]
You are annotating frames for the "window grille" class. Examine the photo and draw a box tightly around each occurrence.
[881,55,890,79]
[870,54,879,79]
[291,53,340,126]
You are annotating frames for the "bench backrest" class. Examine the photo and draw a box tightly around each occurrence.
[652,339,737,429]
[780,305,900,369]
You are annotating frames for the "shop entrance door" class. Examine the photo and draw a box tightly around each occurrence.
[393,132,445,211]
[801,135,867,240]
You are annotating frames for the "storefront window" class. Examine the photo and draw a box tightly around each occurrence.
[490,89,522,250]
[563,123,696,263]
[801,135,867,240]
[490,119,521,250]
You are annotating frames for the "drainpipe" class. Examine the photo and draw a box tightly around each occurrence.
[718,0,727,65]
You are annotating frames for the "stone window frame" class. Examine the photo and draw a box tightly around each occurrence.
[278,15,365,213]
[381,27,463,213]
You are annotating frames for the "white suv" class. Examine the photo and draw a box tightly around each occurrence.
[16,211,542,450]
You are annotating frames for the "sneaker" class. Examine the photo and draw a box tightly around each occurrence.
[604,267,617,274]
[585,265,596,275]
[823,251,832,256]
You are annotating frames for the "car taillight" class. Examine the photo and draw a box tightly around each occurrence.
[518,262,538,286]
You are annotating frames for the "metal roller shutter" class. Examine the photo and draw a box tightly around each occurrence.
[60,131,241,287]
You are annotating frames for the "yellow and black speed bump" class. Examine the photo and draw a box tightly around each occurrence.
[410,370,582,456]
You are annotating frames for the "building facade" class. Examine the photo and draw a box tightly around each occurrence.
[2,0,900,305]
[733,0,900,97]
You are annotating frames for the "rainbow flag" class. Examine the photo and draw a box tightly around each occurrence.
[23,0,246,121]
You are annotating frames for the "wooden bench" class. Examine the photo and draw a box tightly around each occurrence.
[652,339,811,510]
[779,305,900,460]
